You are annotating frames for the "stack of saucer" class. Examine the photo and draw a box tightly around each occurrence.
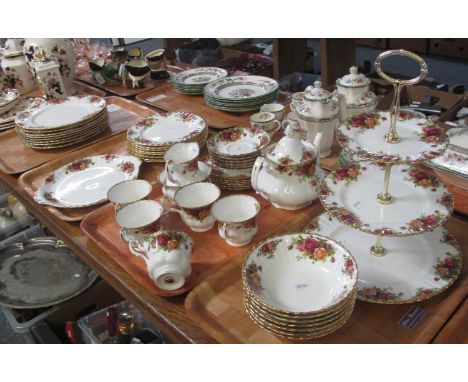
[127,112,208,163]
[0,97,45,132]
[0,89,20,116]
[14,95,108,149]
[204,75,279,112]
[171,67,228,95]
[243,232,358,340]
[207,126,271,190]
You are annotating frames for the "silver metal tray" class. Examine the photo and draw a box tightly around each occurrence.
[0,237,97,309]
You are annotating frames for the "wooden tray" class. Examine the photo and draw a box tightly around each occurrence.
[19,134,128,222]
[75,65,187,98]
[185,215,468,343]
[80,189,322,297]
[0,96,155,175]
[136,83,290,129]
[24,80,107,98]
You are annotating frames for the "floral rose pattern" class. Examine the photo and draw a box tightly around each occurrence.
[404,212,445,233]
[257,239,281,259]
[304,217,321,232]
[228,88,255,99]
[44,174,55,184]
[402,166,441,190]
[119,161,135,174]
[344,112,384,131]
[146,231,187,252]
[184,208,210,222]
[65,158,94,173]
[398,111,420,120]
[288,235,336,262]
[104,154,117,161]
[418,123,446,145]
[415,288,439,300]
[328,204,367,228]
[437,192,454,210]
[329,164,364,185]
[433,254,461,282]
[358,286,403,303]
[342,255,355,277]
[44,191,59,203]
[246,262,263,292]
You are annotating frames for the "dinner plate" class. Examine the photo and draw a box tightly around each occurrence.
[0,97,45,128]
[204,75,278,100]
[0,237,97,309]
[319,161,453,237]
[336,111,448,163]
[15,95,106,130]
[127,112,206,146]
[305,213,463,304]
[35,154,141,208]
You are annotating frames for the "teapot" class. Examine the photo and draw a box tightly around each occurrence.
[334,66,377,121]
[251,133,323,210]
[295,81,338,158]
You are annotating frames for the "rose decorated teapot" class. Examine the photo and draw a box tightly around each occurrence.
[251,133,323,210]
[334,66,377,121]
[295,81,338,158]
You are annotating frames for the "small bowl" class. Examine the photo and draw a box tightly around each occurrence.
[125,59,150,77]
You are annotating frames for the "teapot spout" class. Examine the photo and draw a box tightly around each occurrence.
[312,131,323,153]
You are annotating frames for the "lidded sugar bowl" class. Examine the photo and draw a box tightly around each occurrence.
[335,66,378,120]
[251,134,322,210]
[295,81,338,157]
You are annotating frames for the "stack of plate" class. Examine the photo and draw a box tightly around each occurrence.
[207,126,271,190]
[243,232,358,340]
[0,97,45,132]
[0,89,20,116]
[204,75,279,112]
[171,67,228,95]
[14,95,108,149]
[127,112,208,163]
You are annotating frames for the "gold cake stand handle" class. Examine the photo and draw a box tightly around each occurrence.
[375,49,428,143]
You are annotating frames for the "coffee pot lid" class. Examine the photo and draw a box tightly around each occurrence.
[337,66,370,88]
[304,81,332,102]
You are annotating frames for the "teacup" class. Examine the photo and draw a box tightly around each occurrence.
[170,182,221,232]
[260,103,285,121]
[107,179,152,211]
[164,142,200,185]
[211,195,260,247]
[116,200,164,237]
[129,230,192,291]
[250,112,281,136]
[282,111,305,139]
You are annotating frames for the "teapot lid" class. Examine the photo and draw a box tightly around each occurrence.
[265,136,316,165]
[304,81,332,102]
[3,38,24,58]
[337,66,370,88]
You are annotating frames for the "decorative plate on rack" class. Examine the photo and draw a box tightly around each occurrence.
[127,112,206,146]
[319,162,453,237]
[34,154,141,208]
[305,213,463,304]
[335,111,448,163]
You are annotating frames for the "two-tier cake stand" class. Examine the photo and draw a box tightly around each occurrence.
[308,50,463,304]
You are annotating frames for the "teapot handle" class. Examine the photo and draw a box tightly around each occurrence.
[251,157,265,192]
[268,120,281,138]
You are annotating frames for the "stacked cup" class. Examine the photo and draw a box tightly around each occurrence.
[208,112,279,191]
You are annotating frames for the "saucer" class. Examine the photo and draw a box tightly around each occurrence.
[159,161,211,187]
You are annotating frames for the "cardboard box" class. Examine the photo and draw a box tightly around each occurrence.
[429,39,468,60]
[377,85,464,115]
[388,39,428,54]
[356,38,388,49]
[216,48,249,69]
[438,97,468,128]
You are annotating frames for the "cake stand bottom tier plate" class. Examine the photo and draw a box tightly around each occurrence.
[305,213,463,304]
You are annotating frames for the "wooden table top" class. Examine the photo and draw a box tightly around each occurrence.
[0,97,467,343]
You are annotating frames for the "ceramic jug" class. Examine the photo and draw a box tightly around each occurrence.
[0,38,37,94]
[295,81,338,157]
[251,133,323,210]
[23,38,76,93]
